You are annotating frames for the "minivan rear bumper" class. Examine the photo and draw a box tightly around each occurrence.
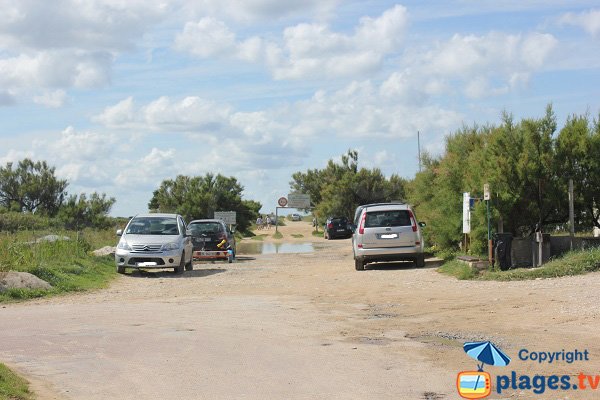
[355,246,422,262]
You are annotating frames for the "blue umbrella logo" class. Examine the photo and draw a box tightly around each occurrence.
[461,341,510,396]
[463,341,511,371]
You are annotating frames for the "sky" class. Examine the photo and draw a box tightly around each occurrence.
[1,0,600,217]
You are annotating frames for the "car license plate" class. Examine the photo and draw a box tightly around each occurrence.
[136,262,157,267]
[337,229,345,232]
[195,237,211,242]
[380,233,398,239]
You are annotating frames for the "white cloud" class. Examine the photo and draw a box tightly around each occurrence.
[0,149,35,165]
[181,0,340,22]
[33,89,67,108]
[174,18,237,58]
[175,5,409,80]
[93,97,135,127]
[404,31,558,99]
[559,9,600,37]
[0,0,168,105]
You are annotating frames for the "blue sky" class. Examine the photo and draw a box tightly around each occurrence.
[1,1,600,217]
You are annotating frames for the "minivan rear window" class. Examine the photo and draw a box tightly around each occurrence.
[365,210,411,228]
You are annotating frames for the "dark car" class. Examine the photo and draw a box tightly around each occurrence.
[188,219,236,262]
[324,217,353,240]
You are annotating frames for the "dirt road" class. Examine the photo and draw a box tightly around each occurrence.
[1,220,600,399]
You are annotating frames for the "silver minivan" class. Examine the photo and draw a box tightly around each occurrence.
[115,213,193,274]
[352,203,425,270]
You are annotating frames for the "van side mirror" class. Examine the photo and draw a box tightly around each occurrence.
[185,229,192,237]
[116,229,123,236]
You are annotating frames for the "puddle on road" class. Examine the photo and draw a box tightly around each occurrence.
[237,241,315,255]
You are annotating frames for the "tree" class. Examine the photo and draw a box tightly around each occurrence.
[0,159,68,215]
[290,150,407,222]
[556,112,600,229]
[148,173,260,233]
[58,192,116,229]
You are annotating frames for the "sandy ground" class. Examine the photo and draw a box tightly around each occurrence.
[1,220,600,399]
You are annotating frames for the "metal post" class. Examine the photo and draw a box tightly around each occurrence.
[569,179,575,251]
[487,199,492,264]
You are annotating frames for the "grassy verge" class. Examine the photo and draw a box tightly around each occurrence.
[312,230,322,238]
[0,363,34,400]
[291,234,304,238]
[0,230,117,302]
[438,248,600,281]
[272,232,283,239]
[250,234,269,241]
[438,260,478,280]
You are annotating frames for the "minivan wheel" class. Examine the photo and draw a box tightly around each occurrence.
[175,254,185,274]
[355,258,365,271]
[415,254,425,268]
[185,255,193,271]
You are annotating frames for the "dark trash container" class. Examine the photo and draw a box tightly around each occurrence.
[493,233,513,271]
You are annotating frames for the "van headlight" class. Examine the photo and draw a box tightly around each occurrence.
[117,240,132,251]
[162,242,180,251]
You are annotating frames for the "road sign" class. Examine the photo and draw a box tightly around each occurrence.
[214,211,236,225]
[463,192,471,234]
[287,193,311,209]
[484,183,490,201]
[278,197,288,207]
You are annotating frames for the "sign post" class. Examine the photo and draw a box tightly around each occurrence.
[463,192,471,252]
[484,184,491,265]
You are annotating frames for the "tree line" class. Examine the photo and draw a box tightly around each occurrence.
[5,104,598,251]
[291,105,600,255]
[0,159,115,230]
[0,159,261,233]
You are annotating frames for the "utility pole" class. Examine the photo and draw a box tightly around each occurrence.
[417,130,422,172]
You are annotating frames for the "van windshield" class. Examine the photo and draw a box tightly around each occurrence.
[365,210,411,228]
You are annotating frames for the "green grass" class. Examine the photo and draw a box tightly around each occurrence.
[0,230,117,302]
[250,234,269,241]
[272,232,283,239]
[291,234,304,238]
[0,363,34,400]
[438,248,600,281]
[312,230,323,237]
[438,260,478,280]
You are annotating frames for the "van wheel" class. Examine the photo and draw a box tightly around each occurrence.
[415,255,425,268]
[355,258,365,271]
[117,265,126,274]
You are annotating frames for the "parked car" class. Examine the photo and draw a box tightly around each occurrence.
[291,213,302,221]
[188,219,236,263]
[352,203,426,270]
[115,213,193,274]
[324,216,353,239]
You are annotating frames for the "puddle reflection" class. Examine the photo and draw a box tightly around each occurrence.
[237,241,314,255]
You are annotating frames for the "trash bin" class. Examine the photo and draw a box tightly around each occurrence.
[493,233,513,271]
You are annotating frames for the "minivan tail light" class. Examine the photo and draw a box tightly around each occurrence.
[408,211,417,232]
[327,223,333,229]
[358,212,366,234]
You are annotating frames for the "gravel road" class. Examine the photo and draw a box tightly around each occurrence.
[1,221,600,399]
